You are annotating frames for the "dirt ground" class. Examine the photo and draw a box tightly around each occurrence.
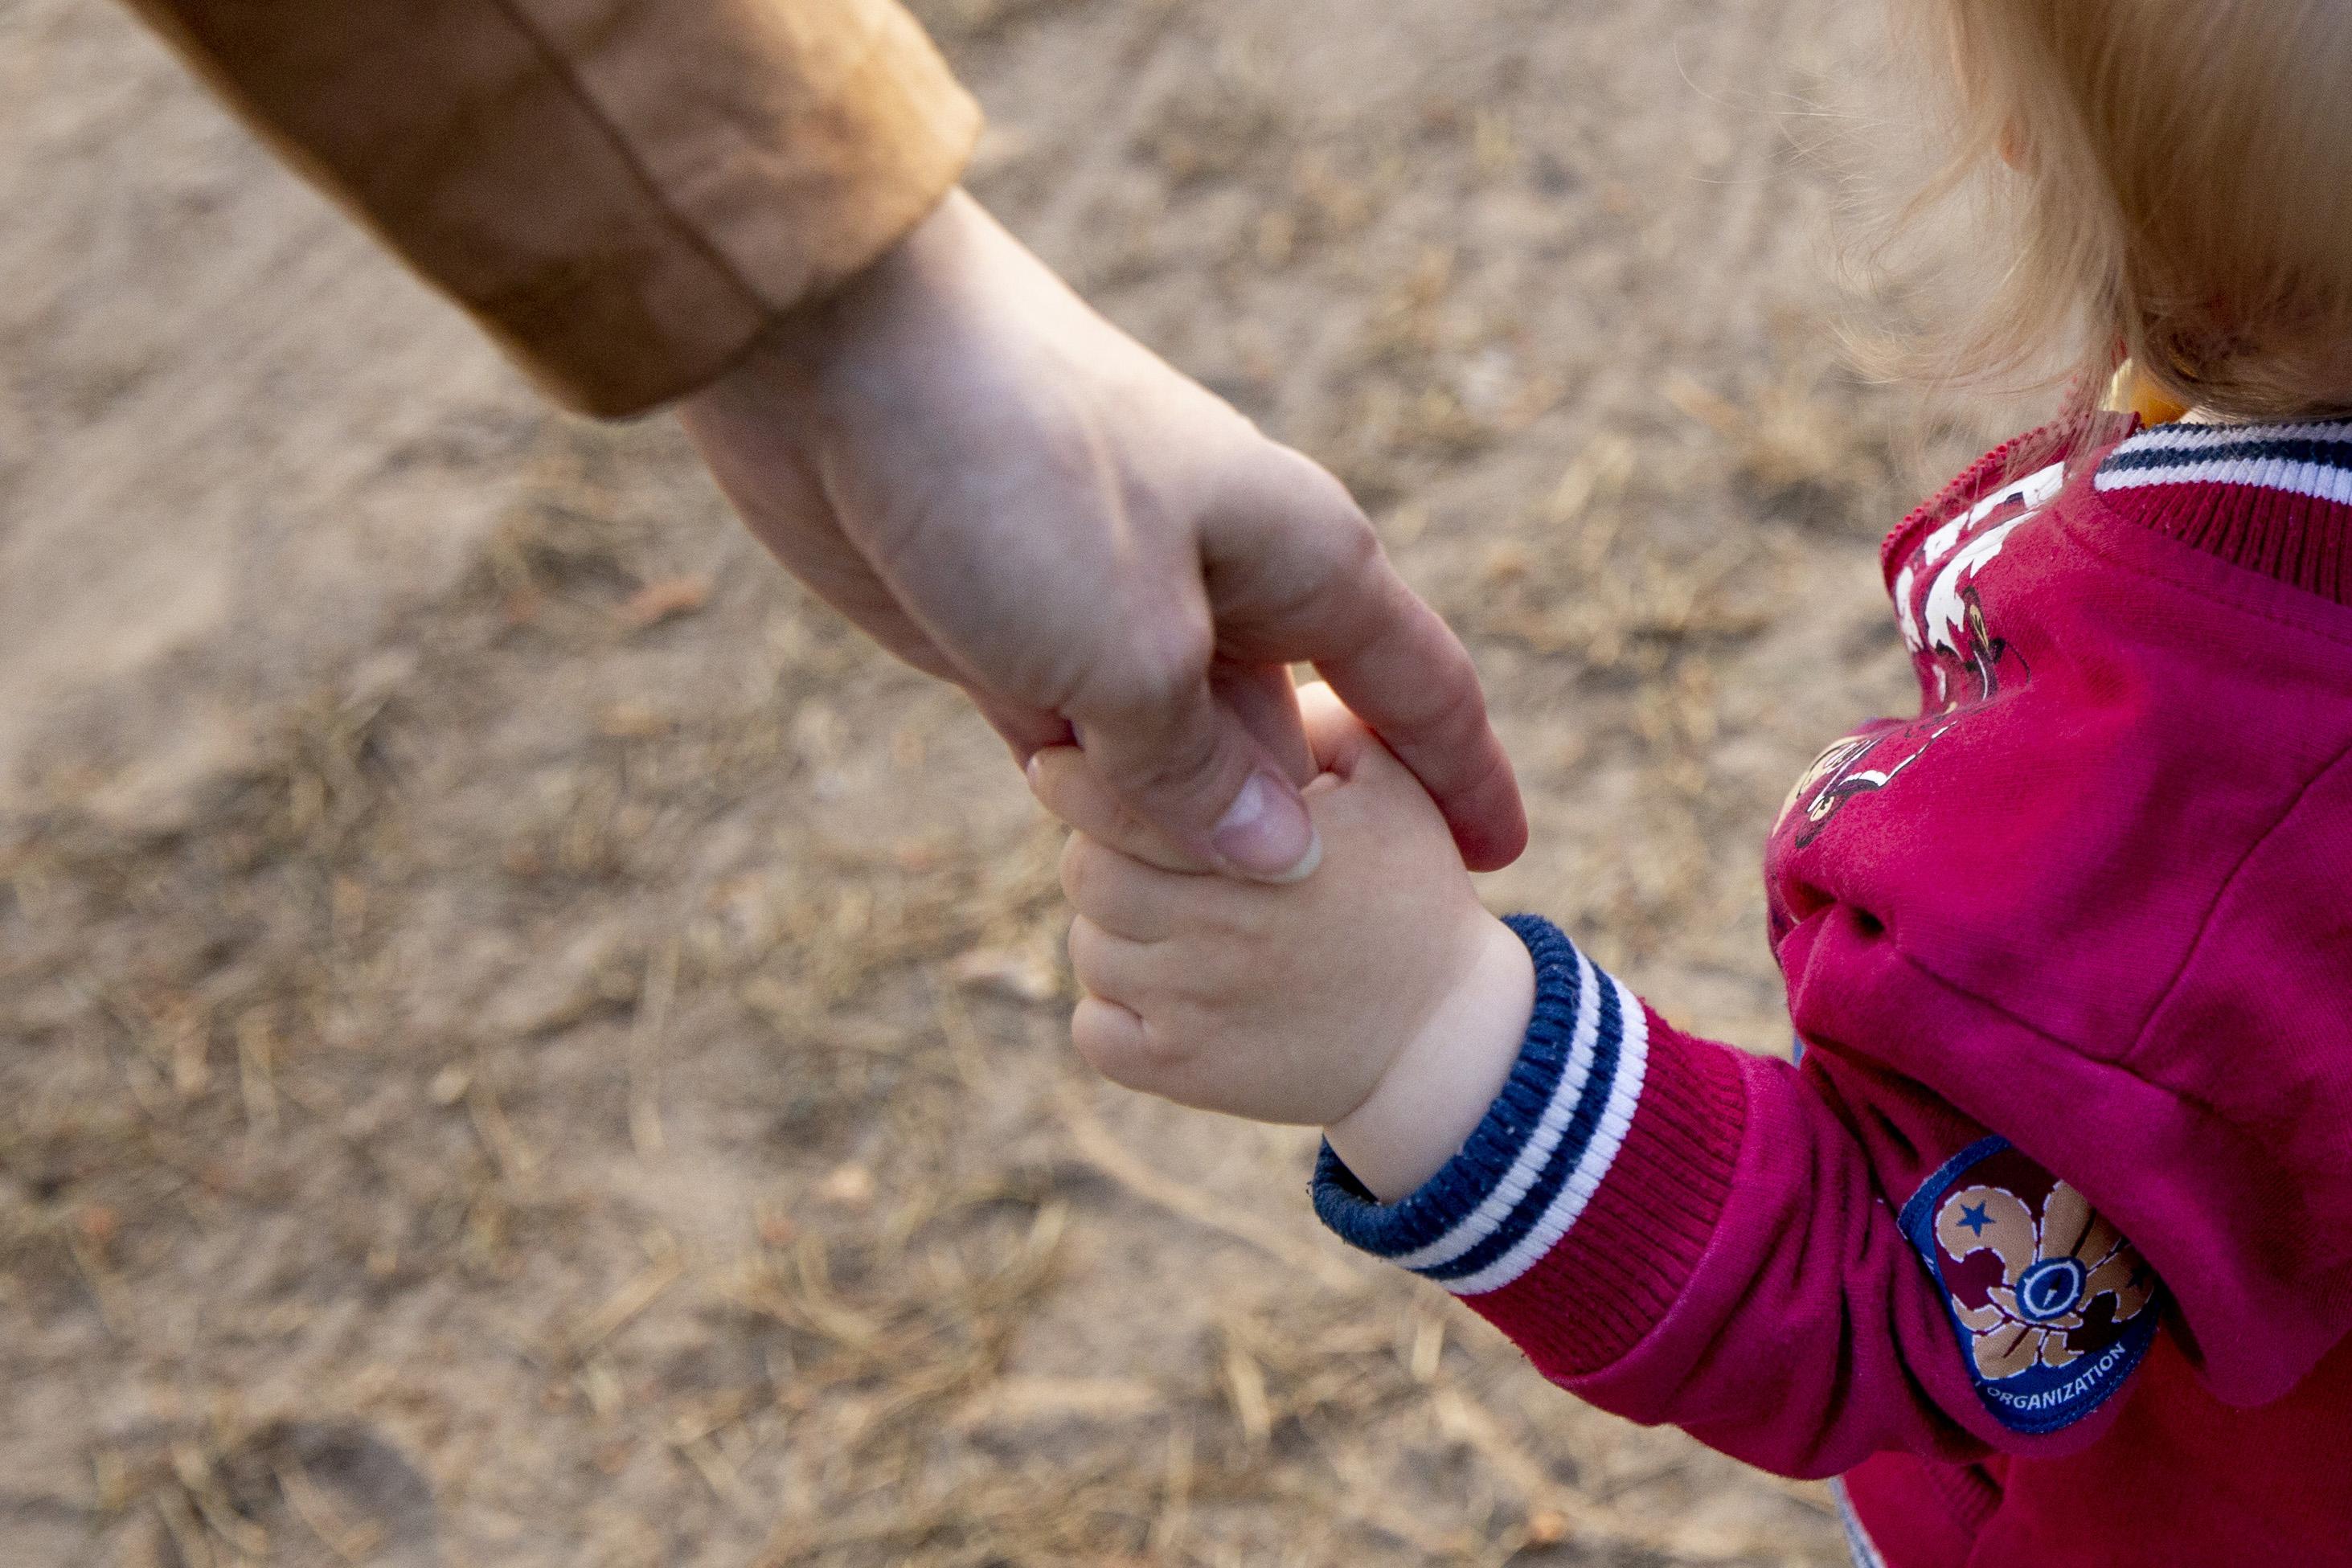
[2,2,2019,1564]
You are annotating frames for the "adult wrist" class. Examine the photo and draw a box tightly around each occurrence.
[678,186,987,434]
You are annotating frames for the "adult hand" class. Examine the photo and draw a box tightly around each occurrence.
[678,190,1525,879]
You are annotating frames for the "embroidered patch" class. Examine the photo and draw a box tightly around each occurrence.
[1899,1137,2160,1435]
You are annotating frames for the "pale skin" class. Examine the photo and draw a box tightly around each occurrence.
[1034,684,1536,1202]
[679,190,1526,884]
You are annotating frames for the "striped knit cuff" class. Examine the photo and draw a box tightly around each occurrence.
[1313,916,1746,1375]
[1313,916,1646,1287]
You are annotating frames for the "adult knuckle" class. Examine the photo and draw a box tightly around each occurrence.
[1119,714,1228,802]
[1399,678,1481,752]
[1266,454,1373,574]
[1310,497,1381,583]
[1372,614,1485,737]
[1118,623,1214,716]
[1237,497,1383,634]
[1069,596,1205,706]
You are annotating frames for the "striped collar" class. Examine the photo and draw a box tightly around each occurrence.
[2092,420,2352,606]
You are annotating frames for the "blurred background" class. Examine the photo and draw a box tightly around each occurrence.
[1,1,2014,1563]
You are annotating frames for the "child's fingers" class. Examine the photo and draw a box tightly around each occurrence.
[1065,914,1162,1007]
[1296,681,1379,778]
[1027,746,1211,872]
[1059,833,1203,942]
[1067,926,1199,1101]
[1297,680,1456,833]
[1068,995,1154,1087]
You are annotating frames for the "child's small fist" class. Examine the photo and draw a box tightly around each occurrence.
[1042,686,1534,1199]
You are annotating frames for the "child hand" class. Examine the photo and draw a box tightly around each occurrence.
[1035,686,1535,1201]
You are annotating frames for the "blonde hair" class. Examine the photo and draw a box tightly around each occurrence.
[1896,0,2352,420]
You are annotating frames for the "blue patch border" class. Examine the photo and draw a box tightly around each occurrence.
[1899,1136,2160,1436]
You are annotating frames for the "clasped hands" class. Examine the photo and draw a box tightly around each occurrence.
[679,190,1523,886]
[1031,684,1536,1204]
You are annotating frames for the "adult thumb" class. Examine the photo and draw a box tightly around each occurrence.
[1073,666,1322,883]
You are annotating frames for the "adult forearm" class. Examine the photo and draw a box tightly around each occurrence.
[121,0,981,416]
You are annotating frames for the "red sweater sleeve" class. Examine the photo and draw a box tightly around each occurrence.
[1315,918,2162,1479]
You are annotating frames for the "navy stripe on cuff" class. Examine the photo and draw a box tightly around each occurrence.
[1313,916,1652,1297]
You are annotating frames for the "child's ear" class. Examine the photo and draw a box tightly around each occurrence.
[1998,118,2030,171]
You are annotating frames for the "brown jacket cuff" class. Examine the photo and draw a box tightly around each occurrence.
[124,0,981,416]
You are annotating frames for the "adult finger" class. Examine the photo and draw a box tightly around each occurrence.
[969,690,1079,764]
[1212,662,1315,787]
[1202,446,1529,871]
[1029,747,1208,873]
[1316,578,1526,869]
[1064,633,1323,884]
[1028,659,1312,872]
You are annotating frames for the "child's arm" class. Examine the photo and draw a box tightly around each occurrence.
[1043,687,2161,1479]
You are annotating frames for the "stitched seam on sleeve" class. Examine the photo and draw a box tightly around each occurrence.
[2125,735,2352,1059]
[1879,898,2307,1127]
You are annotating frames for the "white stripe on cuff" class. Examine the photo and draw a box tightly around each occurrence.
[1442,976,1651,1297]
[1386,945,1603,1274]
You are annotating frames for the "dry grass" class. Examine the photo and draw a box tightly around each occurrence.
[0,0,2002,1562]
[0,406,1855,1560]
